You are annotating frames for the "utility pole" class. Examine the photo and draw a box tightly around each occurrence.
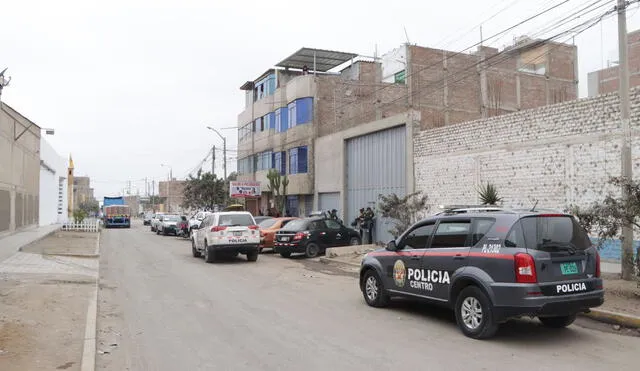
[617,0,634,280]
[152,180,156,212]
[212,145,216,175]
[222,137,227,181]
[145,177,148,197]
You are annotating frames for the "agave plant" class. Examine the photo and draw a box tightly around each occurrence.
[477,182,502,206]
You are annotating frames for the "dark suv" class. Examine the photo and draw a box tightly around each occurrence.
[274,217,361,258]
[359,208,603,339]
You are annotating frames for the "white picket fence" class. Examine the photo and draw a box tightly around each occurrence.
[62,220,101,232]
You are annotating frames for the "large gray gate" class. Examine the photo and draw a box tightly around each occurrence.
[346,125,406,244]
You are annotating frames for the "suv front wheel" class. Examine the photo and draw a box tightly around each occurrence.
[539,314,576,328]
[362,270,390,308]
[454,286,499,339]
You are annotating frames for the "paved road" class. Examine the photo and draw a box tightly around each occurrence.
[96,222,639,371]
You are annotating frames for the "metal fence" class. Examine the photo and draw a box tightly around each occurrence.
[62,220,101,233]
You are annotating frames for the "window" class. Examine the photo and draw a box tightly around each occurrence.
[295,97,313,125]
[275,107,289,133]
[431,221,472,248]
[273,151,286,175]
[253,73,276,102]
[288,101,297,128]
[402,223,435,249]
[308,220,324,231]
[471,218,495,245]
[218,213,254,227]
[256,150,273,171]
[288,146,308,174]
[267,112,275,130]
[394,70,406,84]
[517,216,591,252]
[325,219,342,230]
[286,195,299,216]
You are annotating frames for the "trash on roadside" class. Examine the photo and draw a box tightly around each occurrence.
[613,324,621,331]
[110,343,118,347]
[98,350,110,355]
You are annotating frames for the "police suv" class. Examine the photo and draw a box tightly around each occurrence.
[359,207,604,339]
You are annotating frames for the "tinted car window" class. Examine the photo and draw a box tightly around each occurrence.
[164,215,180,222]
[402,223,435,249]
[218,214,254,226]
[471,218,495,245]
[280,219,309,231]
[325,220,342,230]
[431,221,471,248]
[518,216,591,251]
[202,215,213,227]
[258,219,278,229]
[308,221,325,231]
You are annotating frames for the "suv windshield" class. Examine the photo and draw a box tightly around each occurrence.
[218,213,254,226]
[505,215,591,251]
[280,219,309,231]
[164,215,180,222]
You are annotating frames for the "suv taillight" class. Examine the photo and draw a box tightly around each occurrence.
[514,253,537,283]
[293,231,309,241]
[211,226,227,232]
[248,225,259,230]
[595,251,601,278]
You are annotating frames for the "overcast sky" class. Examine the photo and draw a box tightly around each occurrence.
[2,0,639,199]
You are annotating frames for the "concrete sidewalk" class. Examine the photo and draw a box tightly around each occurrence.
[0,224,61,263]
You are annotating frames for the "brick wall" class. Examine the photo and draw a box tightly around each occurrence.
[414,88,640,260]
[589,29,640,96]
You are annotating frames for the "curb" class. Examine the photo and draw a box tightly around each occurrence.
[16,226,62,252]
[319,257,361,268]
[579,308,640,329]
[80,232,101,371]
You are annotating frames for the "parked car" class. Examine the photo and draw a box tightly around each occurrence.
[358,207,604,339]
[188,211,212,236]
[258,217,298,252]
[191,211,260,263]
[274,217,361,258]
[150,213,165,232]
[253,216,273,225]
[143,213,153,226]
[157,214,181,236]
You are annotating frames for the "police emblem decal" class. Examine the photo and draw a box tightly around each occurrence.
[393,259,406,287]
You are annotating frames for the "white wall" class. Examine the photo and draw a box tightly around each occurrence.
[381,45,407,83]
[39,138,68,226]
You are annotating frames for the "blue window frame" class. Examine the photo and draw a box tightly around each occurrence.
[286,195,299,217]
[288,146,308,174]
[267,112,276,130]
[256,150,273,171]
[275,107,288,132]
[296,97,313,125]
[273,151,286,175]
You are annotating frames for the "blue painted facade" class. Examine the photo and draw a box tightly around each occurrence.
[592,238,640,262]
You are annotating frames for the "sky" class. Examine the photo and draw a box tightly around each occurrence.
[1,0,640,199]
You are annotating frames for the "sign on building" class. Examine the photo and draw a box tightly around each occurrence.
[229,181,261,198]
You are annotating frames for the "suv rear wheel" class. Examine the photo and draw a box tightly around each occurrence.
[539,314,576,328]
[362,270,389,308]
[247,251,258,262]
[455,286,499,339]
[203,241,216,263]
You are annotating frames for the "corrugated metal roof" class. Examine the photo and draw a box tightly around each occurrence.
[276,47,358,72]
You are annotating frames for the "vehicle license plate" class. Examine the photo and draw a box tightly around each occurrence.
[281,236,290,242]
[560,262,579,275]
[233,231,243,237]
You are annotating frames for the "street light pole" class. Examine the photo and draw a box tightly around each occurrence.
[206,126,227,180]
[617,0,634,280]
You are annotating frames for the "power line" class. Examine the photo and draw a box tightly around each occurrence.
[338,3,620,127]
[332,0,571,114]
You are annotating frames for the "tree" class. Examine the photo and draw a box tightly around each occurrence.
[378,192,429,238]
[476,182,502,205]
[182,170,227,210]
[571,176,640,281]
[78,201,99,215]
[227,171,238,182]
[72,209,87,224]
[266,169,289,215]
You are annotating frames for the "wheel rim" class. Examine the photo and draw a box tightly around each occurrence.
[461,297,483,330]
[350,238,359,245]
[307,244,319,257]
[365,276,378,301]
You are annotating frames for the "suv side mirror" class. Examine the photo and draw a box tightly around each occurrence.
[386,240,397,251]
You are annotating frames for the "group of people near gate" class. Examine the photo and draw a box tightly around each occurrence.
[351,207,375,243]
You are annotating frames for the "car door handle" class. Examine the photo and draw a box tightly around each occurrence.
[453,254,466,260]
[410,255,421,260]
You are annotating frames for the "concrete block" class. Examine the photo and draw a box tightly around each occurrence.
[325,244,378,258]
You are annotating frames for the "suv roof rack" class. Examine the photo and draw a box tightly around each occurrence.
[435,205,508,215]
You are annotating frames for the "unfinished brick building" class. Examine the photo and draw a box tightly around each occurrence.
[588,29,640,97]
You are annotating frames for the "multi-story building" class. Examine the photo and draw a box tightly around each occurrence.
[158,179,185,213]
[73,176,95,208]
[237,40,578,241]
[588,29,640,97]
[39,138,68,226]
